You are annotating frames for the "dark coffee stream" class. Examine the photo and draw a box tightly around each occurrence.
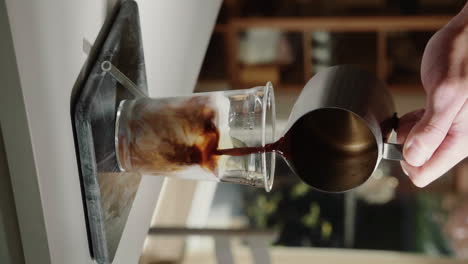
[215,110,379,193]
[214,137,289,158]
[214,112,316,184]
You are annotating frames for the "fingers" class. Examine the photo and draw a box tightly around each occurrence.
[396,109,425,144]
[402,100,468,187]
[403,90,465,167]
[401,134,467,187]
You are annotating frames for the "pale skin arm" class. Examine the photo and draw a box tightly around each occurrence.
[397,2,468,187]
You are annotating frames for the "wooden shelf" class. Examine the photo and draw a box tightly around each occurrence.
[197,79,424,97]
[197,80,304,92]
[229,82,426,95]
[214,24,228,33]
[205,15,450,92]
[238,61,292,67]
[230,16,450,31]
[389,84,424,94]
[235,82,304,91]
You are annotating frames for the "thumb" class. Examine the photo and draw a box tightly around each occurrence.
[403,95,463,167]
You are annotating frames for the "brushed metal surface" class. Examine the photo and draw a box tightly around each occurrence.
[285,65,400,192]
[73,1,146,263]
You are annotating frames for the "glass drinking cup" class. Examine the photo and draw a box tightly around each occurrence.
[115,83,276,191]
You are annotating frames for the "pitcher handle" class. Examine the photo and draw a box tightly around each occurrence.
[383,143,403,161]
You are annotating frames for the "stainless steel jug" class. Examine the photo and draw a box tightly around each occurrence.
[284,65,402,192]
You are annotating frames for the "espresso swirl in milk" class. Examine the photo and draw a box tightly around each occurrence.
[117,97,221,176]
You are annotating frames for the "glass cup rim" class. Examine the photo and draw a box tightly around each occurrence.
[115,99,128,172]
[261,82,276,192]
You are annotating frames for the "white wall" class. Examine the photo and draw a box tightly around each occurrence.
[2,0,221,263]
[0,125,24,264]
[1,0,49,262]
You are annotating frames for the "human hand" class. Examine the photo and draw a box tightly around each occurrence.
[397,4,468,187]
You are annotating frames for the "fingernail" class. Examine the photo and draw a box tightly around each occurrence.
[404,139,426,167]
[401,161,429,187]
[412,175,429,188]
[401,161,411,177]
[401,165,409,176]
